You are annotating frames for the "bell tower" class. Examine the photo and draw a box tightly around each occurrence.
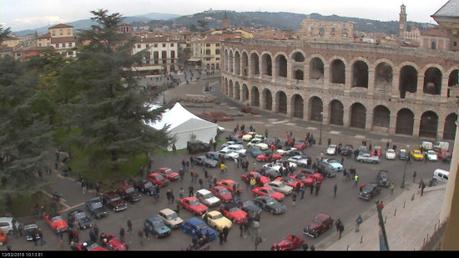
[399,4,407,37]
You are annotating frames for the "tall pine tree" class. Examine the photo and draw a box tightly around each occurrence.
[66,10,170,174]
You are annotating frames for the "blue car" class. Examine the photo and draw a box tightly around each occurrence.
[144,216,171,238]
[181,217,217,241]
[248,147,263,158]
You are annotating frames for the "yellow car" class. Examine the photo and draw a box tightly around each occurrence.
[410,149,424,161]
[203,211,232,232]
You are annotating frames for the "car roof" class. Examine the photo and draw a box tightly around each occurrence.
[159,208,175,216]
[315,213,331,220]
[185,217,205,225]
[207,211,221,216]
[0,217,13,223]
[146,216,162,224]
[197,189,211,194]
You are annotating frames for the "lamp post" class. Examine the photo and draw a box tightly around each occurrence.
[318,112,324,145]
[401,144,410,189]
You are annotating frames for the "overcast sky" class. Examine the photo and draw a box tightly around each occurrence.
[1,0,447,31]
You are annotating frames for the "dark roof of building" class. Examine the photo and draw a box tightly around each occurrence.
[37,33,51,39]
[433,0,459,18]
[48,23,73,29]
[50,37,76,44]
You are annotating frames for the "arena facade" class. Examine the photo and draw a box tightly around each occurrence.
[221,39,459,140]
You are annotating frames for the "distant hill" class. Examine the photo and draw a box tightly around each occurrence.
[13,10,434,37]
[13,12,180,36]
[173,10,434,35]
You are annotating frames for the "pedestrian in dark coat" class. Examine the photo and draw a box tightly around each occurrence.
[127,220,133,233]
[89,229,97,242]
[300,185,305,199]
[310,184,314,195]
[239,223,244,237]
[119,227,125,242]
[188,186,194,197]
[93,224,99,239]
[223,227,229,242]
[412,171,417,183]
[333,183,338,198]
[219,231,224,245]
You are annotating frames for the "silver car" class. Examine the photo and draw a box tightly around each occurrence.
[265,181,293,195]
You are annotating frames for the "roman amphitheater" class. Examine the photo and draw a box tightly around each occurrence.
[220,22,459,141]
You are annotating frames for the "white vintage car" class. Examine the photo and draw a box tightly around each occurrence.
[385,149,396,160]
[425,150,438,161]
[265,181,293,195]
[326,145,337,155]
[247,138,269,150]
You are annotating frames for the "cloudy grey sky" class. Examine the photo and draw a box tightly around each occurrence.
[1,0,447,31]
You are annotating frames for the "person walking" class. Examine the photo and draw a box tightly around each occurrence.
[204,170,208,179]
[338,223,344,239]
[188,185,194,197]
[292,193,297,207]
[138,229,144,247]
[300,185,305,200]
[239,223,244,238]
[412,171,417,183]
[310,184,314,195]
[250,178,256,189]
[331,184,337,199]
[389,183,395,195]
[223,227,229,242]
[219,231,224,245]
[93,224,99,239]
[198,178,203,189]
[254,236,262,251]
[419,179,426,196]
[355,215,363,232]
[179,187,185,198]
[302,242,309,251]
[335,219,342,233]
[38,228,45,246]
[119,227,125,242]
[127,220,133,233]
[32,231,38,246]
[81,180,87,194]
[315,182,321,196]
[144,226,150,240]
[354,174,359,187]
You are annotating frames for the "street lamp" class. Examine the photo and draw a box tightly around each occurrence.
[318,112,324,145]
[401,145,410,189]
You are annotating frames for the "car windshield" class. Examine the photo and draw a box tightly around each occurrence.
[387,150,395,153]
[74,212,86,219]
[163,169,172,173]
[427,150,436,154]
[125,187,135,193]
[110,196,121,202]
[190,199,201,206]
[91,202,103,209]
[329,145,336,148]
[144,181,153,188]
[211,213,223,219]
[166,213,177,220]
[152,220,164,227]
[24,224,38,231]
[51,216,62,221]
[229,207,239,212]
[267,200,276,206]
[202,193,213,199]
[219,188,229,194]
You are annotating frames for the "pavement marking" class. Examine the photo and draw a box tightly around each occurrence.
[60,202,85,213]
[253,115,262,118]
[271,119,289,125]
[227,106,238,110]
[267,118,278,122]
[381,138,391,142]
[355,134,366,139]
[265,124,274,127]
[306,127,317,130]
[253,121,264,124]
[329,130,341,135]
[285,122,296,126]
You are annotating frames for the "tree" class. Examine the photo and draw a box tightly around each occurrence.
[0,25,11,43]
[197,20,209,32]
[177,46,192,68]
[0,56,53,190]
[65,9,170,175]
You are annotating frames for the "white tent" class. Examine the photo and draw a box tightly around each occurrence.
[147,102,218,150]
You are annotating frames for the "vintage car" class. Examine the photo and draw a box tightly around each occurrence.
[100,233,128,250]
[158,208,184,229]
[425,150,438,161]
[220,144,247,157]
[340,145,354,156]
[240,171,270,186]
[301,169,325,183]
[67,209,92,230]
[181,217,217,241]
[158,167,180,181]
[187,141,211,154]
[205,151,221,161]
[385,149,396,160]
[376,170,391,188]
[265,181,293,195]
[0,217,21,234]
[356,152,380,164]
[178,196,208,216]
[291,174,316,187]
[317,159,342,177]
[256,153,282,162]
[326,145,337,155]
[144,216,171,238]
[399,149,410,160]
[303,213,334,238]
[271,234,305,251]
[0,229,7,246]
[253,196,287,215]
[219,203,248,224]
[241,200,263,219]
[73,241,108,251]
[192,155,218,168]
[274,176,304,189]
[215,179,241,193]
[252,186,285,201]
[359,183,381,201]
[294,140,307,151]
[24,223,40,241]
[248,147,264,158]
[410,149,425,161]
[117,182,142,203]
[247,138,269,150]
[86,197,109,219]
[196,189,221,208]
[210,186,233,203]
[133,179,156,196]
[287,155,309,168]
[43,214,68,233]
[147,172,169,187]
[437,150,452,163]
[202,211,232,232]
[102,191,128,212]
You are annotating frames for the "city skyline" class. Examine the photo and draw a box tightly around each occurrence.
[1,0,446,31]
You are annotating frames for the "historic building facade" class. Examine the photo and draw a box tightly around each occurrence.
[221,39,459,140]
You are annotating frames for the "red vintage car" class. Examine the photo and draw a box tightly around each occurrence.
[437,150,452,162]
[158,167,180,182]
[219,204,248,224]
[301,169,324,183]
[216,179,241,193]
[147,172,169,187]
[73,241,108,251]
[241,171,270,185]
[274,176,304,189]
[178,196,208,216]
[303,213,334,238]
[252,186,285,201]
[291,174,317,187]
[43,214,68,233]
[294,141,307,151]
[101,233,128,251]
[256,153,282,162]
[211,186,233,203]
[271,234,305,251]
